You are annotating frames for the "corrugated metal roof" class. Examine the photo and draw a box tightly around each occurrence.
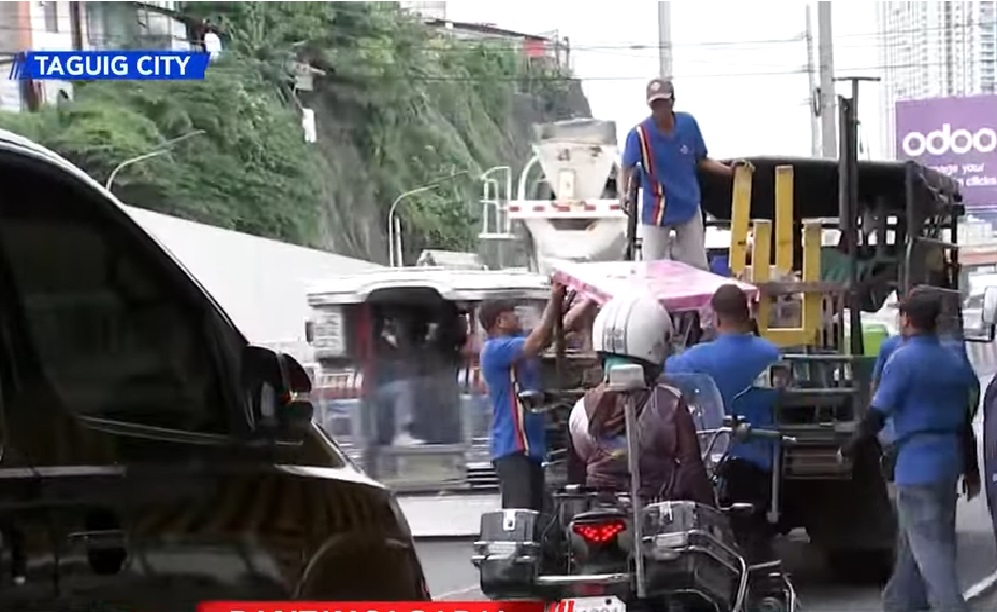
[124,206,382,352]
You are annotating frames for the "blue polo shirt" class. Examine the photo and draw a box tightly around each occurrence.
[874,333,978,446]
[480,334,546,462]
[622,113,707,227]
[665,332,780,470]
[873,335,978,486]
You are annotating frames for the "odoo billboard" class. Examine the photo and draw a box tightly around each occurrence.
[895,95,997,208]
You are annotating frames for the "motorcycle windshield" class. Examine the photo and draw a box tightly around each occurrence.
[662,373,729,461]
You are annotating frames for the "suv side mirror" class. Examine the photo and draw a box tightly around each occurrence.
[983,286,997,327]
[606,362,645,393]
[967,286,997,343]
[243,346,314,440]
[751,362,793,389]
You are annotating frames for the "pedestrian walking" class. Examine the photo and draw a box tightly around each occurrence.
[840,289,980,612]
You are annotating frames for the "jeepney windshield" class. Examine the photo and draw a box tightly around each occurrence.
[310,297,544,490]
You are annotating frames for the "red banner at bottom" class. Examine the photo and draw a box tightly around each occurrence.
[197,603,551,612]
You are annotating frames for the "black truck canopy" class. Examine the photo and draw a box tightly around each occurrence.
[698,156,963,222]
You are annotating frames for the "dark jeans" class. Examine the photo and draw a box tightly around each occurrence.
[495,453,545,511]
[718,458,776,565]
[884,480,968,612]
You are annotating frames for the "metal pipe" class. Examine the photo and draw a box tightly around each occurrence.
[624,391,646,598]
[105,129,206,192]
[805,5,820,157]
[656,1,673,79]
[817,1,837,158]
[516,155,541,201]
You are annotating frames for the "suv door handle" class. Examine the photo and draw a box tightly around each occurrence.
[67,529,126,550]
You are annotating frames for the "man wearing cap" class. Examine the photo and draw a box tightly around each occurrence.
[840,289,979,612]
[620,78,742,268]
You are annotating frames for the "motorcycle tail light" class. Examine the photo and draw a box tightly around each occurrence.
[572,519,627,545]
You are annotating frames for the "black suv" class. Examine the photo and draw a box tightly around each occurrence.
[0,130,429,610]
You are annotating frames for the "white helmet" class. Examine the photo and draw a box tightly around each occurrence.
[591,292,674,366]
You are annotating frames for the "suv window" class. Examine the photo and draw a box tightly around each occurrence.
[0,164,229,434]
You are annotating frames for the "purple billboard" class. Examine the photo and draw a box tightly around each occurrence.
[895,95,997,209]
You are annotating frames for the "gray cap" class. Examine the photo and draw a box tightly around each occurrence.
[646,78,675,105]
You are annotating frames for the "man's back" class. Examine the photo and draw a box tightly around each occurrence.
[877,336,976,485]
[665,333,780,469]
[570,381,714,505]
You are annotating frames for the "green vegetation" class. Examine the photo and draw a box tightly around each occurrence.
[0,2,586,261]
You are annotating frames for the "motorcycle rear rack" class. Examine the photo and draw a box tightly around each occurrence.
[535,572,632,586]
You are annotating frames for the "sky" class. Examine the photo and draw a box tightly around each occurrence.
[446,1,887,160]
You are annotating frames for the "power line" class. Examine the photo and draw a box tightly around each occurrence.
[332,58,997,83]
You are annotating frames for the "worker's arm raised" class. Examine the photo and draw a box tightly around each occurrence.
[564,299,598,334]
[521,282,568,358]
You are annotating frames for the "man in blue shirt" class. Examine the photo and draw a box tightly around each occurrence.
[841,290,980,612]
[479,285,594,510]
[665,283,781,561]
[619,78,740,269]
[874,319,979,449]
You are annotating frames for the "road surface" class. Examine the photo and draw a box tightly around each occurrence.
[411,372,997,609]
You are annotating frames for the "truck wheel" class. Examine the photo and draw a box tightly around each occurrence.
[826,548,894,585]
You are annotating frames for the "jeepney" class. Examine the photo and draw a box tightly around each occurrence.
[305,266,551,491]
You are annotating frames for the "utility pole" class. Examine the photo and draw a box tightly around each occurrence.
[805,4,820,157]
[817,1,837,158]
[657,1,673,79]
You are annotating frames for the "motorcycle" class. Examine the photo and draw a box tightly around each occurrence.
[472,365,800,612]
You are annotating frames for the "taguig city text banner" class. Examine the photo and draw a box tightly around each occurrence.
[9,50,210,81]
[895,95,997,208]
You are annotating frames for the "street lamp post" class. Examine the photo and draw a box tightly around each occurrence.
[386,171,469,267]
[105,129,206,192]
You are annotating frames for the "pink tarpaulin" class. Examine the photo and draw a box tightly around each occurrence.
[553,259,758,313]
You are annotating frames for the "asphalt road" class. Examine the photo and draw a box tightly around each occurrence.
[412,373,997,610]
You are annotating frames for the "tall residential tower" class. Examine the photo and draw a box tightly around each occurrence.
[877,1,997,157]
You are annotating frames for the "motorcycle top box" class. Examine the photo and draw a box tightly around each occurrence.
[641,501,742,609]
[473,509,543,599]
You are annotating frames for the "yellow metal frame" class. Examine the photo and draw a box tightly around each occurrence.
[728,164,826,348]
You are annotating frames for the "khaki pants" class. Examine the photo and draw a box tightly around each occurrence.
[640,207,709,270]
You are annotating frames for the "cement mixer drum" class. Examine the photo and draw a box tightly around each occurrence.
[509,119,628,273]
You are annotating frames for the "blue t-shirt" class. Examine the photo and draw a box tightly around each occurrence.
[622,113,707,227]
[874,333,977,446]
[480,334,546,461]
[872,335,904,445]
[665,333,780,470]
[873,335,977,486]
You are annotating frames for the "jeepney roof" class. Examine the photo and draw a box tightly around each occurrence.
[307,266,551,306]
[552,259,758,313]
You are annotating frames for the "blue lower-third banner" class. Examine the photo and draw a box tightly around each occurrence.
[10,51,210,81]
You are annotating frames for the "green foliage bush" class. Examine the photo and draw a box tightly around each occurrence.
[0,1,580,261]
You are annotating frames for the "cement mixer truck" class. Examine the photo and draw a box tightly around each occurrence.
[478,119,629,273]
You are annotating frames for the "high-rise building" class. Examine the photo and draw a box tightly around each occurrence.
[877,1,997,157]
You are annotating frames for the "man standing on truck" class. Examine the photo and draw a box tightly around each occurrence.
[663,283,781,562]
[618,78,742,269]
[479,286,595,510]
[840,290,979,612]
